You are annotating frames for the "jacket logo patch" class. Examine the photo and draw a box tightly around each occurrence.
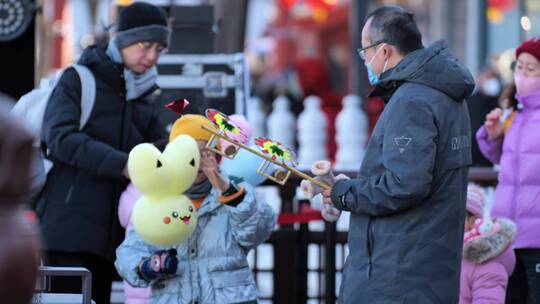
[451,135,471,150]
[394,136,412,154]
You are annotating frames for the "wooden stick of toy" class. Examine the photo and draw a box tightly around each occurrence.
[201,125,331,190]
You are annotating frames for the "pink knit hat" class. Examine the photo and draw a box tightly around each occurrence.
[466,184,485,218]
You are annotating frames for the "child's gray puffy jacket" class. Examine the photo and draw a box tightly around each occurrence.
[115,183,276,304]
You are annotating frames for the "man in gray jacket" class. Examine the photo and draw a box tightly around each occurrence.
[322,6,474,303]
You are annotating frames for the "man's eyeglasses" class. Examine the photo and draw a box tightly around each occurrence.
[357,40,387,61]
[137,42,168,55]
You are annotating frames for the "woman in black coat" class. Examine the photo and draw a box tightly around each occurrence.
[36,3,169,303]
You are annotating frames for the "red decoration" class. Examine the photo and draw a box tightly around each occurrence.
[165,99,190,115]
[279,0,337,11]
[306,0,336,11]
[277,204,323,225]
[488,0,515,11]
[279,0,298,9]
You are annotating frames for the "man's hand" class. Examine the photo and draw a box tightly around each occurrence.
[321,188,342,222]
[201,149,229,192]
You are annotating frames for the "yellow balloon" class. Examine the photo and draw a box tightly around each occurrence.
[128,135,200,246]
[131,196,197,246]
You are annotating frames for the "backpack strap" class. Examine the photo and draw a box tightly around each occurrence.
[71,64,96,130]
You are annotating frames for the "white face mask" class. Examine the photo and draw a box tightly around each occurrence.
[481,78,501,97]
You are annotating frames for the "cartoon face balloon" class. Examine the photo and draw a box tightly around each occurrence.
[127,135,200,246]
[131,195,197,246]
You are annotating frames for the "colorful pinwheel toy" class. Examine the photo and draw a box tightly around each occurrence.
[254,137,298,167]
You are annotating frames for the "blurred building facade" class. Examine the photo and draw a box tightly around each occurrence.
[32,0,540,88]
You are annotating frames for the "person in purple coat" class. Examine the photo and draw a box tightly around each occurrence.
[460,184,516,304]
[477,37,540,303]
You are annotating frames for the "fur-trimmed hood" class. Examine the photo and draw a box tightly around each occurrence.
[463,218,516,264]
[460,218,517,304]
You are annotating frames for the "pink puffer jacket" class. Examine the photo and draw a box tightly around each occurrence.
[460,218,516,304]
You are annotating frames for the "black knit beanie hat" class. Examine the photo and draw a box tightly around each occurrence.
[115,2,171,49]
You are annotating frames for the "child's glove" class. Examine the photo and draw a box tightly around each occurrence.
[300,160,349,222]
[138,249,178,281]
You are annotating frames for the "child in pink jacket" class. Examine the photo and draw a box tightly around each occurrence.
[460,184,516,304]
[118,184,150,304]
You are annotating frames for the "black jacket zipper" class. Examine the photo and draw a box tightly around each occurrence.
[366,217,374,278]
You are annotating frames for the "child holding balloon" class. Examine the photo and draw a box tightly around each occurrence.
[115,114,276,304]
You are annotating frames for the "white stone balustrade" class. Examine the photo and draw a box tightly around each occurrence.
[267,95,296,150]
[297,95,328,170]
[334,94,368,171]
